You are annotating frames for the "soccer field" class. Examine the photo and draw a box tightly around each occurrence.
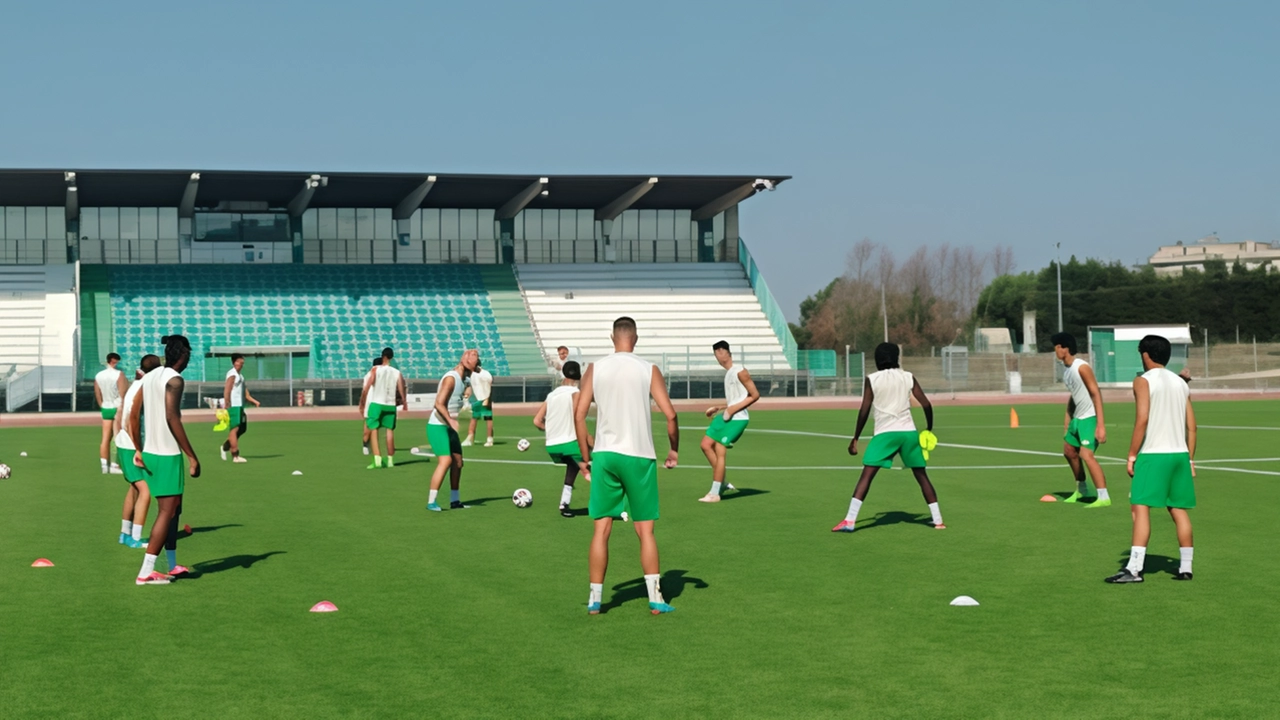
[2,400,1278,718]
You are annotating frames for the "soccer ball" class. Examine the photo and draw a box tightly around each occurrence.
[0,463,10,479]
[512,488,533,508]
[517,438,531,452]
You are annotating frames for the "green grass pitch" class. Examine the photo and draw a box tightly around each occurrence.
[1,400,1278,718]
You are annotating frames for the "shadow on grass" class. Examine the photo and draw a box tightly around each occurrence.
[460,496,508,507]
[188,551,286,578]
[1114,550,1179,576]
[188,524,243,536]
[1052,492,1099,504]
[242,454,285,459]
[719,488,769,502]
[601,569,709,613]
[856,510,933,531]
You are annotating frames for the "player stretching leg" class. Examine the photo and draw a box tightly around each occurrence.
[220,354,260,463]
[576,317,679,615]
[534,361,586,518]
[128,335,200,585]
[1106,335,1198,583]
[1051,333,1111,507]
[117,355,160,548]
[95,353,129,474]
[426,350,478,511]
[834,343,944,533]
[364,348,407,469]
[360,356,382,455]
[698,341,760,502]
[461,360,495,448]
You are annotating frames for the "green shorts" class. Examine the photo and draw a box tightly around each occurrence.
[102,407,117,420]
[1065,417,1099,451]
[1130,452,1196,509]
[229,406,246,431]
[589,451,659,521]
[117,448,145,484]
[140,452,185,497]
[427,422,462,457]
[705,415,749,448]
[863,431,927,469]
[470,398,493,419]
[366,402,397,430]
[547,440,582,465]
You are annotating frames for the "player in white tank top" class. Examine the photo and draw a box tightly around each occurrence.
[220,354,260,463]
[358,356,383,456]
[698,341,761,502]
[117,355,162,548]
[574,317,680,615]
[834,343,946,533]
[533,360,586,516]
[95,353,129,474]
[361,348,407,469]
[1051,332,1112,507]
[426,350,479,511]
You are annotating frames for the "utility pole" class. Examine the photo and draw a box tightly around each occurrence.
[880,283,889,342]
[1055,242,1064,332]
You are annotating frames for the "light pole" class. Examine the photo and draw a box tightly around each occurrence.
[1055,242,1064,332]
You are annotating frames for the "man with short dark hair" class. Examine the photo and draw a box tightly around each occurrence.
[363,347,407,469]
[1106,335,1198,583]
[834,343,944,532]
[116,354,161,548]
[1050,332,1111,508]
[221,353,259,463]
[534,360,585,517]
[360,356,383,455]
[698,340,760,503]
[462,360,495,448]
[95,352,129,474]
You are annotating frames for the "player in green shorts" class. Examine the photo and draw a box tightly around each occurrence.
[461,361,495,448]
[534,361,585,517]
[698,341,760,503]
[1107,335,1198,584]
[361,347,407,469]
[95,353,129,475]
[220,353,260,464]
[1051,332,1112,507]
[116,355,161,549]
[359,356,383,455]
[426,350,478,511]
[834,343,945,533]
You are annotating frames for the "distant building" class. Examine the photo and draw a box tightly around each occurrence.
[1148,236,1280,276]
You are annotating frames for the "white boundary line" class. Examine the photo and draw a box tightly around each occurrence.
[1201,425,1280,431]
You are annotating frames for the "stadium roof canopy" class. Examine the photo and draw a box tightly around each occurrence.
[0,170,789,219]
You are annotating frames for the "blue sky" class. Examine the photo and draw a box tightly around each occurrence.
[2,1,1276,319]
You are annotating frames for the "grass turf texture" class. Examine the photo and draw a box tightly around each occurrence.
[1,400,1278,718]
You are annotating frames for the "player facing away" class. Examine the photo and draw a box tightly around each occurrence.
[94,353,129,474]
[363,347,407,469]
[220,353,260,463]
[116,355,161,549]
[698,341,760,503]
[461,360,495,447]
[128,335,201,585]
[1106,335,1198,583]
[576,317,680,615]
[360,356,383,455]
[533,360,585,518]
[1051,332,1111,507]
[426,349,479,511]
[834,343,945,533]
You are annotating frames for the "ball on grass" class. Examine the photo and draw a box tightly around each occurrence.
[512,488,533,508]
[517,438,531,452]
[0,463,11,479]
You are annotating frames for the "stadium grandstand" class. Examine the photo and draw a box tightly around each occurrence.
[0,169,798,411]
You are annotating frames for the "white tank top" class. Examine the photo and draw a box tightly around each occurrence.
[96,367,123,407]
[544,385,580,446]
[1062,359,1096,419]
[142,367,182,456]
[115,380,144,450]
[1140,367,1190,454]
[868,368,916,434]
[226,368,245,407]
[469,369,493,402]
[724,364,750,421]
[591,353,656,459]
[429,370,463,425]
[369,365,401,407]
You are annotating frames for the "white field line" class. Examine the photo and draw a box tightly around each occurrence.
[1200,425,1280,431]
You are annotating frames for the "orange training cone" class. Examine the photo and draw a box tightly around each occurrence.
[310,601,339,613]
[31,558,54,567]
[1010,408,1020,429]
[1040,495,1057,503]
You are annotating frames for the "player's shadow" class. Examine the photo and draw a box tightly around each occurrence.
[601,569,709,613]
[244,454,284,459]
[461,496,508,507]
[719,488,769,502]
[1114,550,1179,576]
[857,511,933,531]
[188,524,243,535]
[187,551,286,578]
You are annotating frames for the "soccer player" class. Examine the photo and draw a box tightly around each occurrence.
[128,335,201,585]
[220,353,260,463]
[533,360,585,517]
[575,317,679,615]
[94,353,129,474]
[426,349,478,511]
[363,347,407,469]
[1106,335,1198,584]
[553,345,571,376]
[1051,332,1111,507]
[360,356,382,455]
[461,360,495,448]
[698,341,760,503]
[833,343,945,533]
[116,355,161,549]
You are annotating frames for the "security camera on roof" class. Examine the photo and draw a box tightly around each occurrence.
[752,178,775,192]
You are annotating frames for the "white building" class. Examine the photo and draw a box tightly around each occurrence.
[1149,236,1280,276]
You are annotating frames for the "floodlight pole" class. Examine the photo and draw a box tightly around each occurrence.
[1055,242,1064,332]
[881,284,889,342]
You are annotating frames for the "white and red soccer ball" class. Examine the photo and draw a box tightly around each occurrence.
[0,463,10,479]
[516,438,531,452]
[512,488,532,508]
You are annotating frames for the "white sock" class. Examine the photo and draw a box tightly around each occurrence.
[121,519,132,534]
[450,489,460,504]
[845,497,863,523]
[1179,547,1193,574]
[138,553,157,579]
[1097,488,1110,501]
[101,458,109,469]
[1126,546,1147,575]
[644,573,664,604]
[428,489,439,505]
[560,484,573,506]
[710,481,723,496]
[589,582,603,607]
[464,434,473,442]
[132,524,143,541]
[1077,480,1088,495]
[928,502,943,525]
[166,549,177,569]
